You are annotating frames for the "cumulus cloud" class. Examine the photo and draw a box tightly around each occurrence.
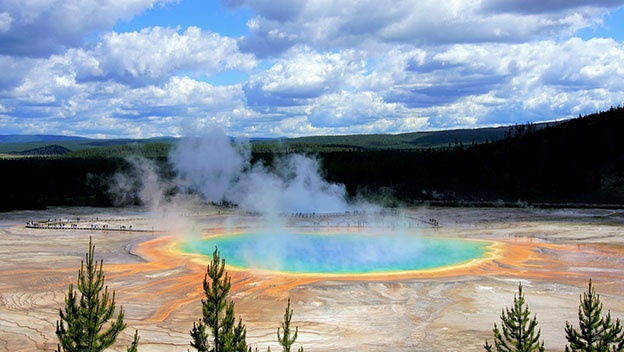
[0,25,256,94]
[69,26,257,85]
[0,0,173,57]
[0,26,257,91]
[226,0,620,56]
[240,37,624,132]
[0,55,35,91]
[250,113,431,137]
[0,59,249,137]
[371,46,515,109]
[3,36,624,137]
[244,49,365,110]
[358,38,624,125]
[308,91,399,127]
[116,76,246,120]
[480,0,624,15]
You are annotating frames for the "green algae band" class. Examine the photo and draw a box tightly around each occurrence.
[180,232,490,274]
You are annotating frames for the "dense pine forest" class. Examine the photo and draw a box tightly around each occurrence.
[1,107,623,211]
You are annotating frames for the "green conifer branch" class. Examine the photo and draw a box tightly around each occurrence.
[127,330,140,352]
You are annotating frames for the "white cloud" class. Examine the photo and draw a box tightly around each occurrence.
[0,55,35,90]
[480,0,624,15]
[308,91,399,127]
[71,26,257,85]
[0,12,12,32]
[0,25,257,91]
[227,0,623,57]
[1,65,251,137]
[357,37,624,126]
[240,37,624,132]
[120,76,245,115]
[244,48,365,109]
[0,0,173,57]
[252,114,430,137]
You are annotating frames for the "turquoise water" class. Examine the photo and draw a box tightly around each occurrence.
[179,232,490,274]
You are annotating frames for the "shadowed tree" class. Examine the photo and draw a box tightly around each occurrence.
[56,237,139,352]
[565,280,624,352]
[484,283,544,352]
[190,247,249,352]
[277,298,303,352]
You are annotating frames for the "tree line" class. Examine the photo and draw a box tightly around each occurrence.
[3,107,624,212]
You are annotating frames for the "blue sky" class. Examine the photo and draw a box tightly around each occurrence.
[0,0,624,138]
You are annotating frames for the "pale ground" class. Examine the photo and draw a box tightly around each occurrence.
[1,206,624,351]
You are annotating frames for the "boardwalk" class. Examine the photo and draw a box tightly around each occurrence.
[25,218,158,233]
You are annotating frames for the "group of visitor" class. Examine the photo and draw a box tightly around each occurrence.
[26,218,145,233]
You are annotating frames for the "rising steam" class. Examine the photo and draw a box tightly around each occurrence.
[109,156,201,235]
[170,127,350,214]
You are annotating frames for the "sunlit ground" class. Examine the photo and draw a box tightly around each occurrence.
[1,206,624,351]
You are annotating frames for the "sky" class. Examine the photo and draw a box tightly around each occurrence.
[0,0,624,138]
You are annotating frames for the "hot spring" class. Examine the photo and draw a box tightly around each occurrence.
[179,230,493,275]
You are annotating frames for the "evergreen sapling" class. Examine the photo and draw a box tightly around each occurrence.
[565,280,624,352]
[277,298,303,352]
[56,237,139,352]
[190,247,249,352]
[484,283,544,352]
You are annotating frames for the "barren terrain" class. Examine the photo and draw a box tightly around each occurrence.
[1,206,624,351]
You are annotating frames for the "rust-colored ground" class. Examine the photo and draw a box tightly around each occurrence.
[1,206,624,351]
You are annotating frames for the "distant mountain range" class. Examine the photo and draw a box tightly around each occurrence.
[0,122,556,155]
[0,134,278,144]
[0,136,179,154]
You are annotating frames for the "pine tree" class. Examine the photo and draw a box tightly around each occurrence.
[565,280,624,352]
[56,237,139,352]
[277,298,303,352]
[484,283,544,352]
[190,247,249,352]
[127,330,139,352]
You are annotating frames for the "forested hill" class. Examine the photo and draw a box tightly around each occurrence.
[250,123,554,152]
[312,106,624,205]
[1,107,623,211]
[0,122,550,155]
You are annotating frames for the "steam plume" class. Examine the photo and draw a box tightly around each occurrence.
[109,156,200,236]
[170,127,350,214]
